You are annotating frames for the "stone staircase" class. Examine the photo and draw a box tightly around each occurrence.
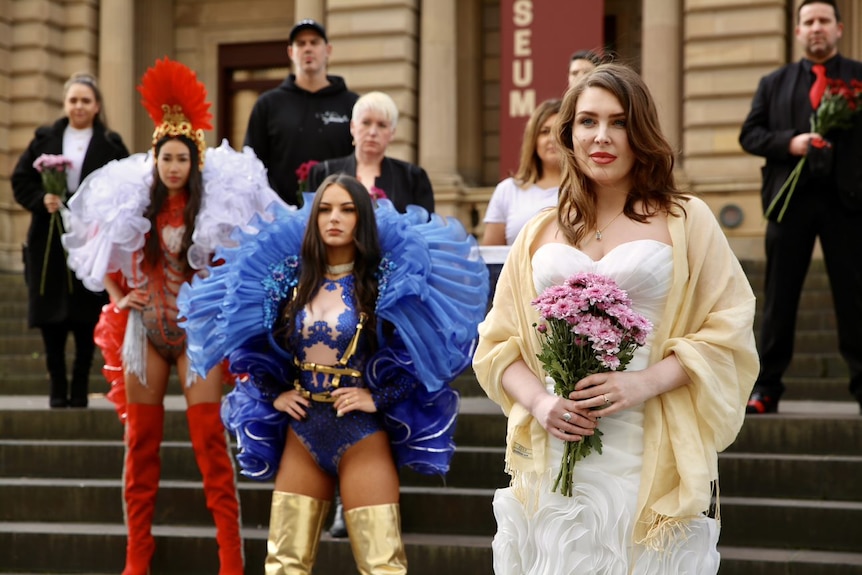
[0,260,861,574]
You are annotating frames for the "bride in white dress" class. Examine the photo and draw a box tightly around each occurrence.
[473,64,759,575]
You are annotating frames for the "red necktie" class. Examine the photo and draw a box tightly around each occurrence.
[809,64,827,109]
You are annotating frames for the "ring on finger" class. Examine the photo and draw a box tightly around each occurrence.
[562,411,572,423]
[603,394,611,405]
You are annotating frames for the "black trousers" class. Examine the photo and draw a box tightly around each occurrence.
[39,320,99,401]
[756,186,862,401]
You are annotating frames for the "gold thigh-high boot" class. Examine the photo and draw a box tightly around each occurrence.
[265,491,331,575]
[344,503,408,575]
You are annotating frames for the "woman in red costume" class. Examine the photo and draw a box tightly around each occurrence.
[63,58,280,574]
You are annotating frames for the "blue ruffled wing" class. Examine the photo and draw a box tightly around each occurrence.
[373,200,488,391]
[179,198,489,479]
[177,202,308,379]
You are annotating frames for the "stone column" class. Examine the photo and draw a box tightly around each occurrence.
[295,0,324,23]
[99,0,135,145]
[641,0,682,152]
[419,0,462,219]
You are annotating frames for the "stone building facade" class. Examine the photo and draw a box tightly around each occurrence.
[1,0,860,271]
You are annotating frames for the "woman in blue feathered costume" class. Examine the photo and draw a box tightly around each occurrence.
[178,174,488,574]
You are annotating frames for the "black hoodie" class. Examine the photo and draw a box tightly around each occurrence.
[244,74,358,205]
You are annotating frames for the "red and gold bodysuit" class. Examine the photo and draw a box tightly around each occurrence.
[138,192,190,362]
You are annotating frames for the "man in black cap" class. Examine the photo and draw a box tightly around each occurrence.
[244,19,358,206]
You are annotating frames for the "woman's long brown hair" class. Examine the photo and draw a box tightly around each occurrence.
[553,63,686,247]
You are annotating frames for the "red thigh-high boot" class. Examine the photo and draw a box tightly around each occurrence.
[123,403,165,575]
[186,402,244,574]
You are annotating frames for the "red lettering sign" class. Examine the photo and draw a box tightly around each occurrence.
[499,0,604,179]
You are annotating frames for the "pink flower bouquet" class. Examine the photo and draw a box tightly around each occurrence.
[33,154,73,295]
[532,272,652,496]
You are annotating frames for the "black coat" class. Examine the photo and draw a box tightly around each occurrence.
[308,155,435,214]
[739,54,862,215]
[243,74,358,205]
[12,117,129,327]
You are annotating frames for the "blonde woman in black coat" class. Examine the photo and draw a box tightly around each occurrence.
[12,72,129,408]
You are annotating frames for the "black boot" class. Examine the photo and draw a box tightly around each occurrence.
[69,323,95,408]
[328,493,348,538]
[49,375,69,408]
[42,326,69,408]
[69,366,90,408]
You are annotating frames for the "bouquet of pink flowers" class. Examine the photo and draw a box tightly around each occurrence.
[532,272,652,496]
[766,77,862,222]
[32,154,73,295]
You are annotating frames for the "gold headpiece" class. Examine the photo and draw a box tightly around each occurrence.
[137,57,213,167]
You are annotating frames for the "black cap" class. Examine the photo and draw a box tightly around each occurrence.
[289,19,327,44]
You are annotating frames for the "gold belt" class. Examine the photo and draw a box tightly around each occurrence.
[293,360,363,403]
[293,381,337,403]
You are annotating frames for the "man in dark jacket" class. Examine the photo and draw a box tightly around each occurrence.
[739,0,862,414]
[243,19,358,206]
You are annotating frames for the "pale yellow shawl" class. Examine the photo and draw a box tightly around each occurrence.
[472,196,759,547]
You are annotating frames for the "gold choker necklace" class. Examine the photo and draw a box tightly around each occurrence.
[326,262,354,275]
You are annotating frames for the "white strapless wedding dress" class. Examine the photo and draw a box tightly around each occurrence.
[491,240,720,575]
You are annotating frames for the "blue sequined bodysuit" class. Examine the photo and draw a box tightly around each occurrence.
[289,274,413,476]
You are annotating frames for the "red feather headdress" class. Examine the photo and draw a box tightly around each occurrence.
[137,57,213,166]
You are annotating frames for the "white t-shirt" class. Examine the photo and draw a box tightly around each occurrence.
[63,125,93,192]
[483,177,558,245]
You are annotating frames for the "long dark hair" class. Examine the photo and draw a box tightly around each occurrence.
[280,174,381,349]
[553,63,685,247]
[142,135,203,274]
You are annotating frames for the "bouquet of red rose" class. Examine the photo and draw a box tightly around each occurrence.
[294,160,319,207]
[533,272,652,496]
[32,153,73,295]
[369,185,387,205]
[766,77,862,222]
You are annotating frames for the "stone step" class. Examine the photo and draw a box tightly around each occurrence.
[1,526,861,575]
[730,411,862,455]
[3,432,856,500]
[2,477,861,554]
[719,452,862,501]
[0,478,498,537]
[719,546,862,575]
[0,522,493,574]
[0,395,509,447]
[719,496,862,553]
[782,377,853,402]
[0,439,510,490]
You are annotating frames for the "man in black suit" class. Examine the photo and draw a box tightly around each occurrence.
[740,0,862,414]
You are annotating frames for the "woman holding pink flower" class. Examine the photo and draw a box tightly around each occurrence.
[12,72,128,409]
[473,63,759,574]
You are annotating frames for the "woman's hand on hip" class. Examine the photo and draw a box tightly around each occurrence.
[273,389,310,421]
[331,387,376,417]
[116,288,149,311]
